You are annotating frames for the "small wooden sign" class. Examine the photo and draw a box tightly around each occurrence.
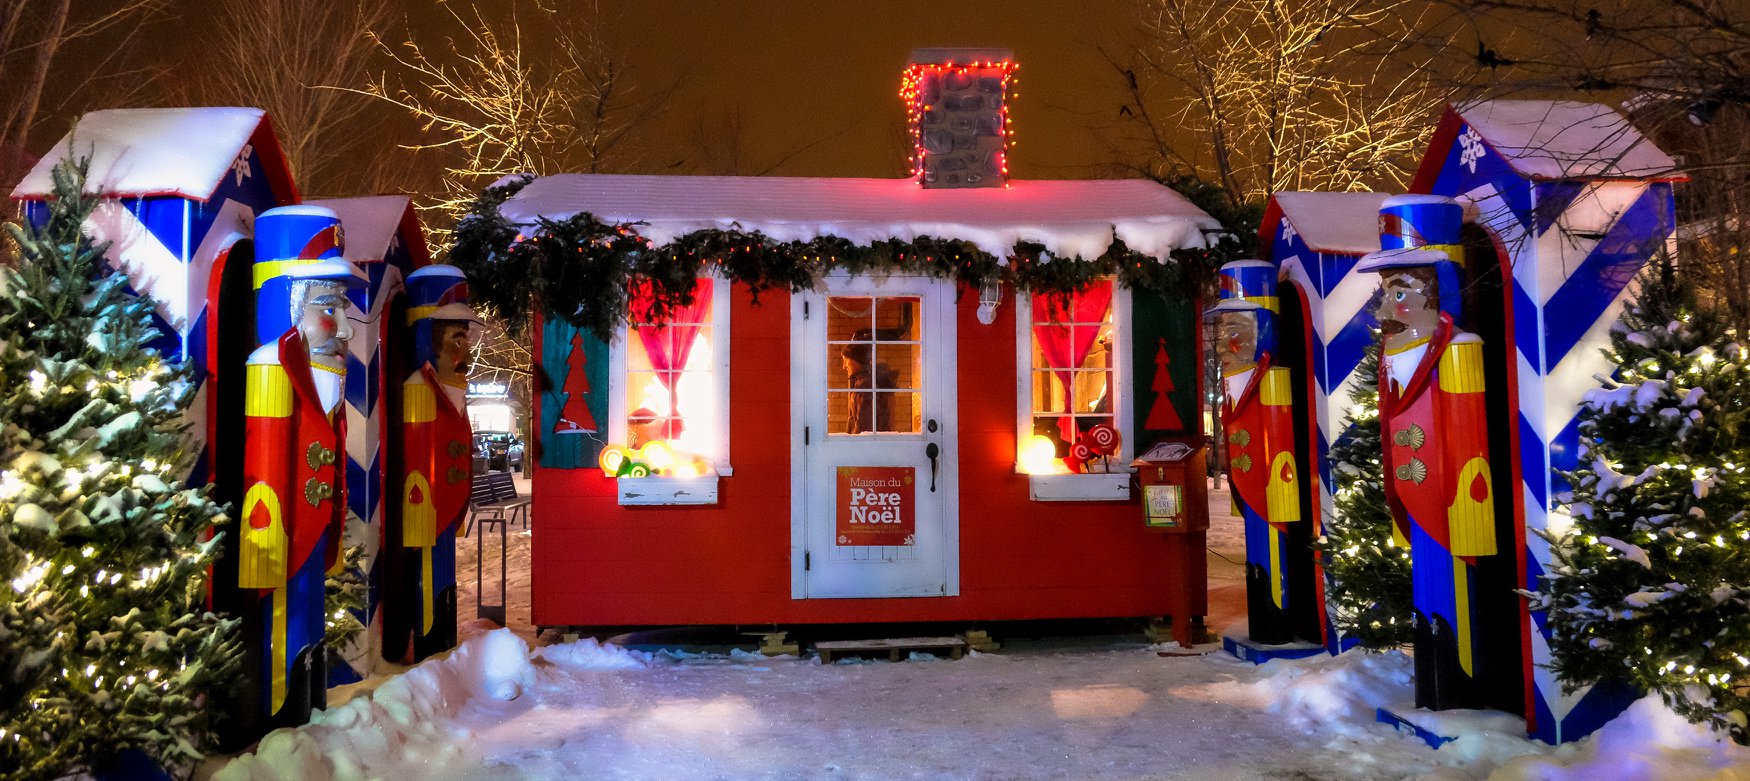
[1143,484,1184,527]
[837,466,915,546]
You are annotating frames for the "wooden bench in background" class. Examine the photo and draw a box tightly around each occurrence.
[466,471,530,536]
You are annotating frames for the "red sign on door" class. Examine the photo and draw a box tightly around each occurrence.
[836,466,915,546]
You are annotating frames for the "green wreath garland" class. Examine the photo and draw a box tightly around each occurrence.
[449,175,1241,340]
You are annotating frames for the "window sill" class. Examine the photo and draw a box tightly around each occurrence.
[617,475,719,506]
[1027,472,1132,502]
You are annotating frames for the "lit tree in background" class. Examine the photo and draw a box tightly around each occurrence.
[0,159,239,778]
[1537,256,1750,743]
[196,0,390,196]
[359,0,673,243]
[0,0,165,190]
[1315,343,1413,650]
[1109,0,1447,204]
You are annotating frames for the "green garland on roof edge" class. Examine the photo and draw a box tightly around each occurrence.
[448,175,1242,341]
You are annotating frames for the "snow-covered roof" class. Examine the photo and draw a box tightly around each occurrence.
[306,195,422,264]
[11,107,269,201]
[499,174,1224,262]
[1268,192,1387,255]
[1455,100,1678,180]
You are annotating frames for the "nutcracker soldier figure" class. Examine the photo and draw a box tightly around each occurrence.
[1359,196,1500,710]
[236,206,365,732]
[1211,260,1307,646]
[398,265,480,661]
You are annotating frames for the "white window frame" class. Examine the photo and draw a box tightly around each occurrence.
[1013,282,1133,501]
[607,274,733,486]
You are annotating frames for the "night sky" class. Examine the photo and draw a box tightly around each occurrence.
[110,0,1159,189]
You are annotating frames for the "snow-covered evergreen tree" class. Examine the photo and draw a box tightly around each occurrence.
[1315,342,1413,650]
[0,158,240,779]
[1538,256,1750,743]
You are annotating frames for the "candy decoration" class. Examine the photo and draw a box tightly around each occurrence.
[598,445,631,477]
[1084,424,1121,456]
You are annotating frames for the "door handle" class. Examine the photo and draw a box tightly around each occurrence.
[925,442,940,492]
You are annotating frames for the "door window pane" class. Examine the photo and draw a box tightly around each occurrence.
[828,295,921,435]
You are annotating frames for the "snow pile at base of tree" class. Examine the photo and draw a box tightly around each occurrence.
[1488,696,1750,781]
[212,629,536,781]
[210,629,1750,781]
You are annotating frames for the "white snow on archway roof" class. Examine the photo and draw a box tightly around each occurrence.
[11,107,268,201]
[498,174,1224,262]
[1270,191,1388,255]
[307,195,416,263]
[1455,100,1679,181]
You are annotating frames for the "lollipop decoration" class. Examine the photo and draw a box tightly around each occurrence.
[1071,424,1123,473]
[597,441,682,478]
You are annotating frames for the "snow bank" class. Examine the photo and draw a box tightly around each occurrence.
[1255,649,1416,736]
[212,629,536,781]
[1488,697,1750,781]
[535,637,652,671]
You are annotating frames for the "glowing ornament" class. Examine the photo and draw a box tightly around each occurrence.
[598,445,632,477]
[640,441,675,473]
[1020,434,1062,475]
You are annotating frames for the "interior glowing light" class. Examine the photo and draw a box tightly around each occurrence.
[1020,434,1065,475]
[641,441,676,473]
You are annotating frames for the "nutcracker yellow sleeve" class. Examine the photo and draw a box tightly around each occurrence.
[1438,336,1496,558]
[240,361,294,589]
[402,378,438,548]
[1261,367,1302,525]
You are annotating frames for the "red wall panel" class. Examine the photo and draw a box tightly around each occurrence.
[531,286,1196,627]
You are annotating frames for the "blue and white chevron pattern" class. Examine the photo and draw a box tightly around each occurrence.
[1265,210,1379,655]
[1425,118,1676,744]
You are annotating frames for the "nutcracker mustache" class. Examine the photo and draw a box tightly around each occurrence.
[1380,318,1406,336]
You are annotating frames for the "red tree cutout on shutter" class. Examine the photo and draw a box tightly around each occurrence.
[1144,337,1184,430]
[554,331,597,434]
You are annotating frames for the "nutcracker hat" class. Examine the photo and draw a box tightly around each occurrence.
[253,205,366,345]
[1358,194,1466,320]
[1376,194,1463,258]
[406,265,482,325]
[406,265,482,369]
[1213,259,1279,312]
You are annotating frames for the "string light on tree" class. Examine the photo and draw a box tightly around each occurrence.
[1537,255,1750,744]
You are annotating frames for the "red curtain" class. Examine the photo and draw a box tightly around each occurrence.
[630,278,714,439]
[1031,280,1113,443]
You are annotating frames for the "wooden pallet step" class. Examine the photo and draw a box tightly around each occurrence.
[815,636,967,663]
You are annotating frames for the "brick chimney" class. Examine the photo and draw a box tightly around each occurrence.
[902,48,1015,188]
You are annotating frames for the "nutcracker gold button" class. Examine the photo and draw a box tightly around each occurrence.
[304,478,333,506]
[1392,424,1426,450]
[1395,458,1428,485]
[446,467,467,484]
[306,442,336,469]
[447,441,467,458]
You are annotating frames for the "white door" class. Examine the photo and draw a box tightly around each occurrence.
[792,274,958,598]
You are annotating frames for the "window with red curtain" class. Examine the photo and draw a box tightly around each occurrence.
[1029,279,1116,454]
[626,278,718,459]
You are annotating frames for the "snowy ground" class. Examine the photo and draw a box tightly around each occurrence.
[211,627,1750,781]
[205,480,1750,780]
